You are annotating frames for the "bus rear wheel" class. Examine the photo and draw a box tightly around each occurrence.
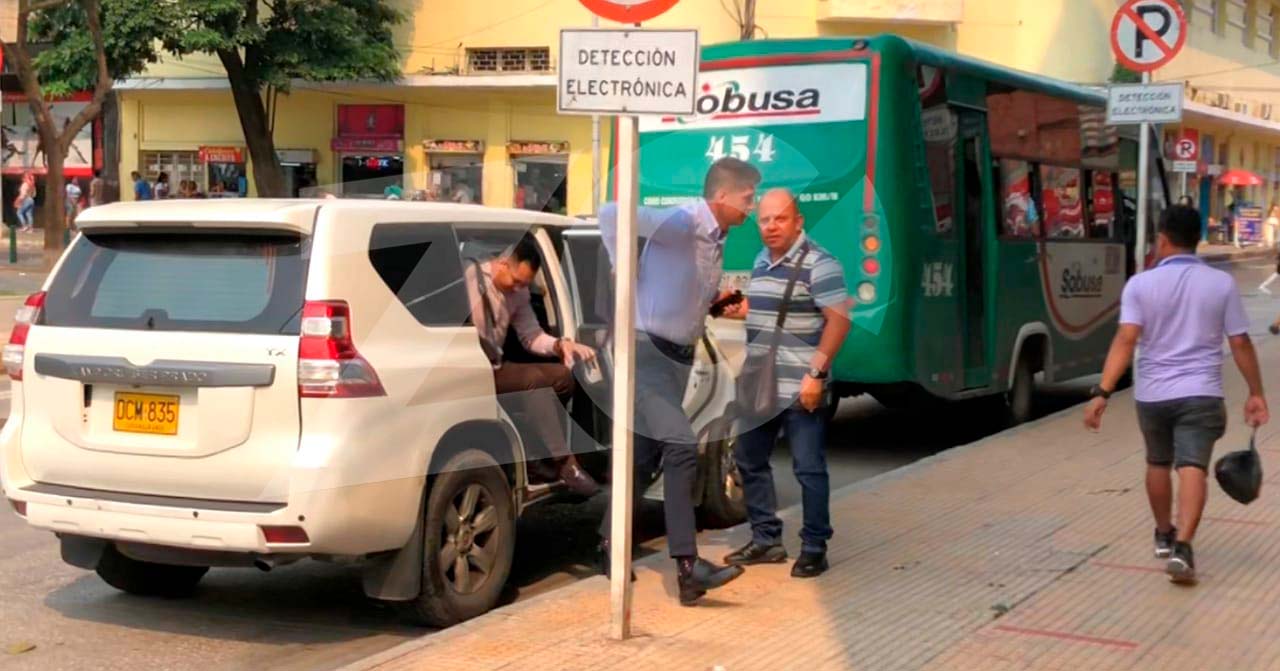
[1005,354,1036,426]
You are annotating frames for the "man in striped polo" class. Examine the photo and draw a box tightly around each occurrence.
[722,188,852,578]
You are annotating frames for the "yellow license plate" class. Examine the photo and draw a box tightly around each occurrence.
[113,392,180,435]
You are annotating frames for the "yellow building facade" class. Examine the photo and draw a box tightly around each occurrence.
[117,0,1280,227]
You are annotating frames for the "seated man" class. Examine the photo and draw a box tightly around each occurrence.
[464,234,599,496]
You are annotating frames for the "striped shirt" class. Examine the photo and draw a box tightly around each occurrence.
[745,234,849,403]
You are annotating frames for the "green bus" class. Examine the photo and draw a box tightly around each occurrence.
[625,35,1169,423]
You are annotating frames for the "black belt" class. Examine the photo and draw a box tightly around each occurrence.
[640,331,695,364]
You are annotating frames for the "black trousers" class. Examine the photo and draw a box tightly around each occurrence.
[599,332,700,558]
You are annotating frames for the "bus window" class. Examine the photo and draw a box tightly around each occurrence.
[998,159,1039,238]
[1041,165,1085,238]
[923,106,957,235]
[1088,171,1116,239]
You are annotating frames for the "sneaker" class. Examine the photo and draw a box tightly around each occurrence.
[1166,541,1196,584]
[1154,526,1176,559]
[723,541,788,566]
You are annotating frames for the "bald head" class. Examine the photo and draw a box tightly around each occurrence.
[758,188,805,257]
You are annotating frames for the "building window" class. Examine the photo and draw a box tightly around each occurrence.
[466,47,552,74]
[1228,0,1249,42]
[140,151,203,199]
[1259,2,1275,51]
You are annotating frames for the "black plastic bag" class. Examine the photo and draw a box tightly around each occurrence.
[1215,430,1263,505]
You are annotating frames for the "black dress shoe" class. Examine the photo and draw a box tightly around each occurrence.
[790,551,829,578]
[598,541,636,582]
[676,557,744,606]
[560,462,600,497]
[724,541,788,566]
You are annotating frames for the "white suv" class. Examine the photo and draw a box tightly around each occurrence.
[0,199,744,626]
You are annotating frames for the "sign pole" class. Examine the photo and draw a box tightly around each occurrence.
[590,14,601,213]
[609,112,638,642]
[1136,70,1151,270]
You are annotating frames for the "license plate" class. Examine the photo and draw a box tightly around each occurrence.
[113,392,180,435]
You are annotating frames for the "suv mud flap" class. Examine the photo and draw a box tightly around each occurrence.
[59,534,108,570]
[361,494,425,601]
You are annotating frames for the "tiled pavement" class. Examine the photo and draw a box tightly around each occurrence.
[344,338,1280,671]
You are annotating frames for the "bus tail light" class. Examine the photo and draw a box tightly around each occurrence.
[857,282,877,303]
[862,258,881,276]
[862,235,881,253]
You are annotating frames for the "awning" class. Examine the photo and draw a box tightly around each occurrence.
[1182,100,1280,138]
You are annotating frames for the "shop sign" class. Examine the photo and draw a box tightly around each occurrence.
[199,146,244,163]
[1207,164,1224,176]
[337,104,404,138]
[276,148,317,165]
[423,139,484,153]
[331,137,402,153]
[507,140,569,155]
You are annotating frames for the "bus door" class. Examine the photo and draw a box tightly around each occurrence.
[956,110,993,390]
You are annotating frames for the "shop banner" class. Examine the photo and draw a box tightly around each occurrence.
[423,139,484,153]
[1,98,93,174]
[199,146,244,163]
[508,140,569,154]
[336,104,404,138]
[1237,205,1265,244]
[332,137,402,153]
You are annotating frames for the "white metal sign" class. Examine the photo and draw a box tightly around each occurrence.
[1172,160,1197,173]
[558,29,699,116]
[1106,82,1183,124]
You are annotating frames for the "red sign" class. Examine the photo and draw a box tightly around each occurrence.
[199,146,244,163]
[336,104,405,139]
[1173,128,1199,161]
[577,0,679,23]
[331,137,402,153]
[1110,0,1186,72]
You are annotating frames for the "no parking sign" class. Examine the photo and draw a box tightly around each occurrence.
[1110,0,1187,72]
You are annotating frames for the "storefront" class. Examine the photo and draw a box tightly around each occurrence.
[277,148,319,197]
[424,139,484,203]
[509,140,568,214]
[333,104,405,198]
[199,146,246,197]
[2,92,103,223]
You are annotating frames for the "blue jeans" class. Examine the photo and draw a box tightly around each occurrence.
[16,197,34,228]
[735,405,833,553]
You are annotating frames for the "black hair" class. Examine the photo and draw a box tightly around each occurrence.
[509,234,542,272]
[703,157,762,200]
[1160,205,1201,250]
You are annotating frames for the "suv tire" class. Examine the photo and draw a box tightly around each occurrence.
[696,417,747,529]
[95,544,208,598]
[404,450,515,628]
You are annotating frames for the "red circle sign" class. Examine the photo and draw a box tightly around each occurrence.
[1110,0,1187,72]
[577,0,680,23]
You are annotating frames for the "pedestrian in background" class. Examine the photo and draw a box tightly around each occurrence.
[14,172,35,232]
[596,156,761,605]
[1085,205,1269,584]
[89,170,105,207]
[721,188,852,579]
[153,172,170,200]
[132,171,152,201]
[64,176,82,231]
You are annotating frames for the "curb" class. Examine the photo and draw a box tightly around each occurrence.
[1202,246,1274,263]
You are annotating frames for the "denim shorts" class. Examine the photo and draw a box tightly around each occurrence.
[1136,396,1228,470]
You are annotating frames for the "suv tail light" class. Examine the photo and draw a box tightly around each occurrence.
[3,291,46,381]
[298,300,385,398]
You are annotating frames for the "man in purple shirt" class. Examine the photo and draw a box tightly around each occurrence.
[1085,205,1269,584]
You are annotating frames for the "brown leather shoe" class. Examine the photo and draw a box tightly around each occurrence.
[560,462,600,497]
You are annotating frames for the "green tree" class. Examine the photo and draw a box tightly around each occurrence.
[166,0,403,197]
[1110,63,1142,84]
[8,0,172,255]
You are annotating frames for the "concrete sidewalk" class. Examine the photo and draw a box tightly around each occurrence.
[347,343,1280,671]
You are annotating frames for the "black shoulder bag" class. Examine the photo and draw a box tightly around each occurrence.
[470,259,504,365]
[736,243,810,419]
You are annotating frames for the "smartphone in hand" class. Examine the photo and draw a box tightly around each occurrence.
[709,290,745,317]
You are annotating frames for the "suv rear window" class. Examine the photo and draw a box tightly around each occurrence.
[44,231,308,334]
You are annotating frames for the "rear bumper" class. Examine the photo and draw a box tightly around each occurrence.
[9,475,424,556]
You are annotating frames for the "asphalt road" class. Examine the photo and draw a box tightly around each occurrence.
[0,257,1275,671]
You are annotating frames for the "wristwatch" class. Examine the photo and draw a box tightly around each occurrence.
[1089,385,1112,400]
[807,367,828,380]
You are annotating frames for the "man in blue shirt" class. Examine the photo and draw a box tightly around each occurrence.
[597,157,760,605]
[132,171,152,201]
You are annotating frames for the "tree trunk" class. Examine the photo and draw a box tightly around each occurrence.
[218,51,286,198]
[41,149,66,266]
